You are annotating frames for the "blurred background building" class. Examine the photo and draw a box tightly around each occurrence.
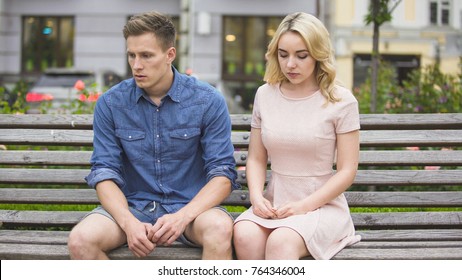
[0,0,460,113]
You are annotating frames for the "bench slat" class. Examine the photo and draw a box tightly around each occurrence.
[3,129,462,147]
[2,168,462,186]
[0,114,94,129]
[2,229,460,246]
[351,240,462,249]
[359,130,462,147]
[1,242,461,260]
[358,113,462,130]
[0,129,93,146]
[0,243,203,260]
[357,229,462,241]
[2,113,462,130]
[3,150,462,166]
[333,247,462,260]
[0,150,93,166]
[1,188,461,207]
[1,210,461,229]
[352,212,462,229]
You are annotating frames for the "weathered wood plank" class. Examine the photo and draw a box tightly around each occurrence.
[358,113,462,130]
[2,168,462,186]
[1,210,461,229]
[3,129,462,147]
[345,191,462,207]
[354,229,462,241]
[2,113,462,130]
[3,150,462,166]
[1,242,461,260]
[351,240,462,249]
[2,229,461,246]
[359,130,462,147]
[352,212,462,229]
[0,243,202,260]
[333,247,462,260]
[0,114,93,129]
[0,129,94,146]
[0,210,86,227]
[358,150,462,166]
[1,188,461,208]
[0,150,93,166]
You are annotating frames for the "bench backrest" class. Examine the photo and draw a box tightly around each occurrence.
[0,113,462,230]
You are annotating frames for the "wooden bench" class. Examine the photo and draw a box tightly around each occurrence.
[1,113,462,260]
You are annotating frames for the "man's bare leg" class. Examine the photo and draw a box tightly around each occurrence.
[68,213,127,259]
[184,208,234,260]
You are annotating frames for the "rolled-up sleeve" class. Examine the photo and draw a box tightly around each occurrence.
[85,167,125,189]
[201,90,240,190]
[86,91,125,189]
[207,165,240,190]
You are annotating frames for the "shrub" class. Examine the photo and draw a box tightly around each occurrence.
[354,59,461,113]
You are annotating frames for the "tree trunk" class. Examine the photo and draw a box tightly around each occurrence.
[370,0,380,113]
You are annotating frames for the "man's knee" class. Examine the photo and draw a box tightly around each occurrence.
[193,209,233,246]
[67,214,121,259]
[205,213,233,241]
[68,226,91,259]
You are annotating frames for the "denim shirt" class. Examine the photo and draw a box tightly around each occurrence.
[85,67,239,214]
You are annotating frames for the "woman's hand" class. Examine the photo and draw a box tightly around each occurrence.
[274,201,307,219]
[251,196,277,219]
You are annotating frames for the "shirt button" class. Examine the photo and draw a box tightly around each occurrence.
[156,135,160,138]
[128,136,132,139]
[157,160,161,163]
[183,134,187,137]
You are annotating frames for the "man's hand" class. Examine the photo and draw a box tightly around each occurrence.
[125,219,156,258]
[147,212,188,246]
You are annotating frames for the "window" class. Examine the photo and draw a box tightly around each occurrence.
[22,16,74,74]
[222,16,282,81]
[222,16,283,112]
[430,0,451,26]
[353,54,420,88]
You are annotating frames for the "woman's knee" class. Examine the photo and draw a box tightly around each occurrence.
[233,221,253,247]
[233,221,269,259]
[265,228,308,259]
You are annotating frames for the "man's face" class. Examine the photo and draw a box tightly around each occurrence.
[126,33,175,96]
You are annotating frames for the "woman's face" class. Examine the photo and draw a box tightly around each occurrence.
[277,31,317,86]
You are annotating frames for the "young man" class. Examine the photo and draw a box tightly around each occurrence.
[68,11,238,260]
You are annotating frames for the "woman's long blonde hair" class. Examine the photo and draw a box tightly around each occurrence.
[264,12,340,103]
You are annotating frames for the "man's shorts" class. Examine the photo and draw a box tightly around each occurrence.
[84,201,233,247]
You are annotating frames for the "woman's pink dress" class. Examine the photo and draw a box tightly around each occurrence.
[234,83,361,260]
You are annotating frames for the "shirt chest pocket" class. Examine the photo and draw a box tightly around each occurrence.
[169,127,201,159]
[115,129,146,161]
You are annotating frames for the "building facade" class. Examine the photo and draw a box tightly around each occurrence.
[1,0,460,113]
[331,0,462,90]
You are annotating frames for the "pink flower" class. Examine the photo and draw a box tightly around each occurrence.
[406,147,420,151]
[425,166,441,170]
[74,80,85,91]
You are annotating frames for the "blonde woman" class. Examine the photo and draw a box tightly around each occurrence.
[233,12,361,260]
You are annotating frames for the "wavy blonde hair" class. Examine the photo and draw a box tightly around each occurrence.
[264,12,340,103]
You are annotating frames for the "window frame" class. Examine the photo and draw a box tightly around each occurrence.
[21,16,75,74]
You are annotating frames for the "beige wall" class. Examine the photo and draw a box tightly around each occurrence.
[332,0,461,91]
[337,41,440,90]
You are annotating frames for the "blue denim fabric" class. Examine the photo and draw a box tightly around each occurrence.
[85,67,239,214]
